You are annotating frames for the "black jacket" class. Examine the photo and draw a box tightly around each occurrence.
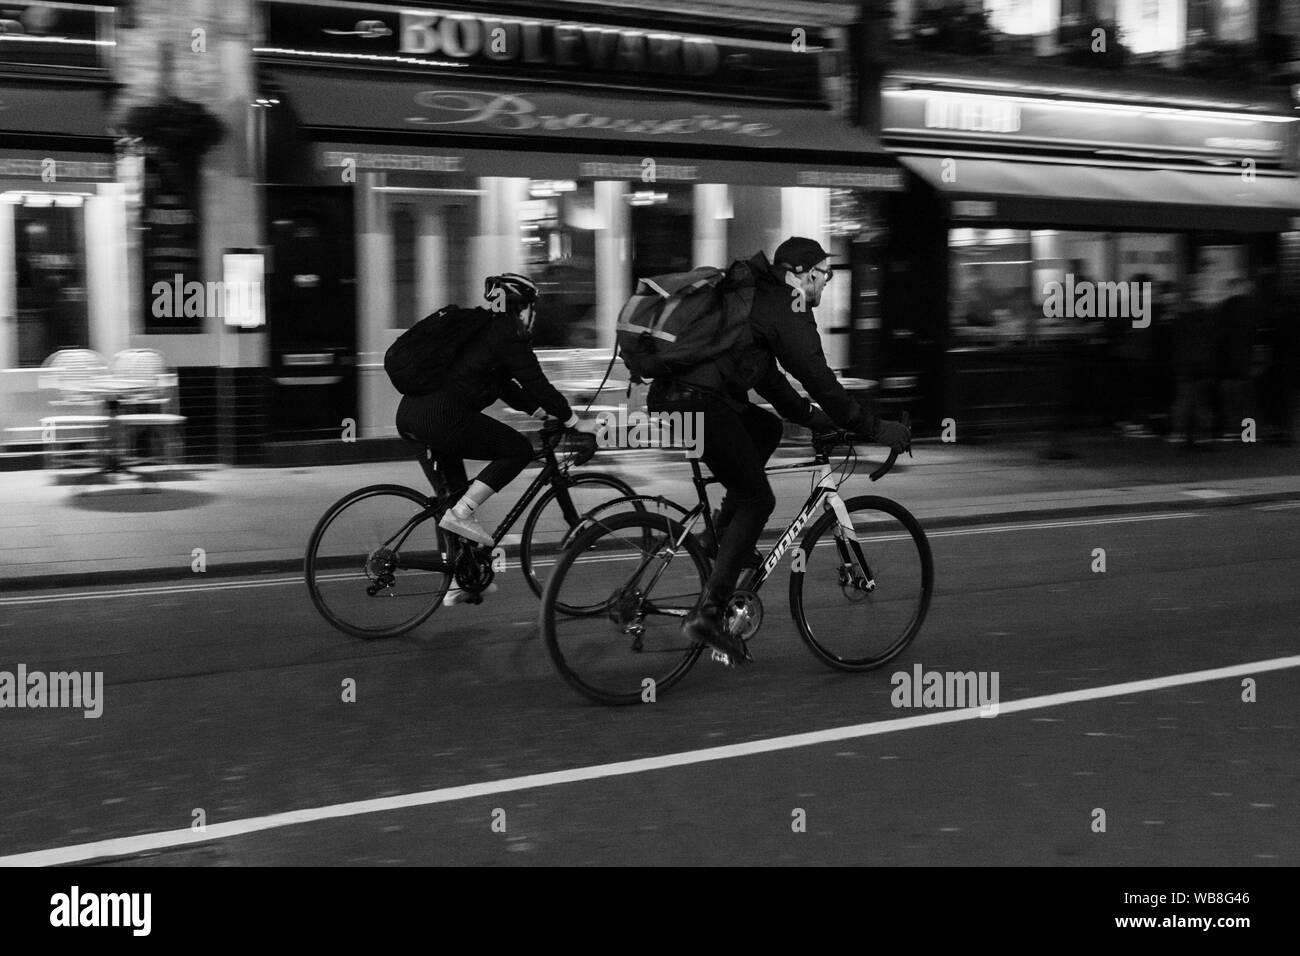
[441,309,573,420]
[660,252,870,430]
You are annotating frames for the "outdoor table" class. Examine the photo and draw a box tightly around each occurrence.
[61,376,160,478]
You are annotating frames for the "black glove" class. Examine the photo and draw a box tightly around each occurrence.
[870,418,911,453]
[805,406,837,437]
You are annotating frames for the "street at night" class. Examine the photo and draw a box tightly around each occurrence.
[3,498,1296,866]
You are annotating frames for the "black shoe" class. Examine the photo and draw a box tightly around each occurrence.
[682,603,752,666]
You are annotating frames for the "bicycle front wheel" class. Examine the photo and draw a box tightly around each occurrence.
[519,471,638,607]
[789,495,933,672]
[305,484,451,639]
[540,510,709,705]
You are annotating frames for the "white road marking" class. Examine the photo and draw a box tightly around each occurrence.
[0,510,1208,607]
[925,512,1203,538]
[0,577,306,606]
[3,653,1297,867]
[1255,500,1300,511]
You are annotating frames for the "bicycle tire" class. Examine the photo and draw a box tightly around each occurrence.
[788,494,933,672]
[305,484,451,639]
[540,510,710,705]
[519,472,638,609]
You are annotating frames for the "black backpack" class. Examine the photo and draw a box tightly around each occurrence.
[384,305,486,396]
[614,260,756,383]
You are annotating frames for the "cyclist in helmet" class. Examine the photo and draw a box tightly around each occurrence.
[396,272,585,560]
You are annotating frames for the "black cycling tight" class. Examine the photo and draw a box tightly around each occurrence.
[396,391,532,496]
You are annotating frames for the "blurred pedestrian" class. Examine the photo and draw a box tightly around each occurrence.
[1107,272,1155,436]
[1042,261,1097,459]
[1042,318,1088,460]
[1168,276,1216,447]
[1215,274,1258,441]
[1148,280,1179,437]
[1265,290,1298,445]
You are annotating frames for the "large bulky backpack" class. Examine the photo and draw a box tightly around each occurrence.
[384,304,485,396]
[615,261,755,382]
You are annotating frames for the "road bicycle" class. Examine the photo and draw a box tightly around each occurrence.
[539,424,933,705]
[305,427,641,638]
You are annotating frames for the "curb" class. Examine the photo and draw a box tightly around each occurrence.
[2,488,1297,594]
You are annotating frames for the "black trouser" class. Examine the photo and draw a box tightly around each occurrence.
[396,391,532,496]
[651,388,783,608]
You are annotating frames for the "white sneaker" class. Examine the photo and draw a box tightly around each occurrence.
[443,582,499,606]
[439,510,494,546]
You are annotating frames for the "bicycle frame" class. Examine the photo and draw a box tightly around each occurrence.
[386,435,581,573]
[663,454,859,596]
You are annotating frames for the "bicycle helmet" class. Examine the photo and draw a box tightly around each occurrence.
[484,273,538,308]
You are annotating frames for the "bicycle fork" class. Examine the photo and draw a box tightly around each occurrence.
[826,492,876,593]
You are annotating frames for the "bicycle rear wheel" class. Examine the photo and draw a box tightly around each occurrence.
[540,510,709,705]
[789,495,933,672]
[305,484,451,639]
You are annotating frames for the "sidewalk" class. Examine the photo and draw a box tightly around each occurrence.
[1,430,1297,589]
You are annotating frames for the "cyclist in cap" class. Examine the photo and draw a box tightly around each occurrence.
[648,237,911,662]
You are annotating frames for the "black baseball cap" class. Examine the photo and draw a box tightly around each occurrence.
[774,237,832,273]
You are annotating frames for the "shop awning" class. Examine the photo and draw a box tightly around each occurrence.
[0,82,114,144]
[899,154,1300,232]
[263,64,889,163]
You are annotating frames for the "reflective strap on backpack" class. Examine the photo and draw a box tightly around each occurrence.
[616,320,677,342]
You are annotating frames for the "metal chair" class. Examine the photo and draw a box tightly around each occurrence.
[38,348,111,468]
[109,348,187,467]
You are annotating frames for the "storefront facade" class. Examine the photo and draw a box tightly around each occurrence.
[0,2,129,442]
[0,0,266,466]
[871,0,1300,438]
[879,75,1300,435]
[253,0,904,450]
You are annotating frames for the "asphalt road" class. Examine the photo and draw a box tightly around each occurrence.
[2,501,1298,866]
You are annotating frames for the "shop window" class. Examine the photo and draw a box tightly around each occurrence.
[520,180,598,349]
[13,202,89,367]
[950,228,1034,346]
[950,228,1179,348]
[1188,0,1256,42]
[986,0,1060,36]
[389,198,473,327]
[1118,0,1188,53]
[628,183,695,283]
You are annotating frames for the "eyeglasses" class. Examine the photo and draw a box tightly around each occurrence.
[810,266,833,283]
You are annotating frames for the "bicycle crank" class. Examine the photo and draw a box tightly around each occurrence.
[453,545,495,596]
[724,589,764,642]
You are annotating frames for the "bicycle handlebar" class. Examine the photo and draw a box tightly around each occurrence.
[812,411,912,482]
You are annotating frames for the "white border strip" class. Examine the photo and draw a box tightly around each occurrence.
[4,654,1297,867]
